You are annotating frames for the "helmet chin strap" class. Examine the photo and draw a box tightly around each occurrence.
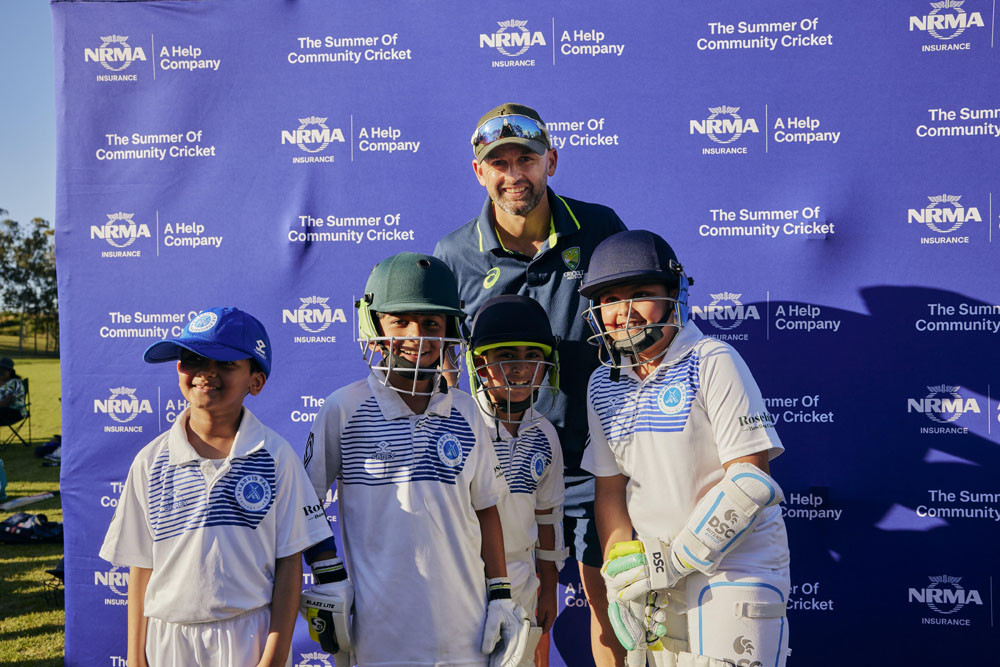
[381,345,438,381]
[611,322,665,356]
[488,389,538,417]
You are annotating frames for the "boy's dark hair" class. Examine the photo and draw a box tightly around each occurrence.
[249,359,266,377]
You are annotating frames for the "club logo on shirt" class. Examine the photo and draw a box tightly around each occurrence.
[562,247,581,270]
[530,451,547,482]
[364,441,396,478]
[436,432,464,468]
[373,441,395,461]
[303,432,314,467]
[484,267,501,289]
[235,474,272,511]
[657,381,688,415]
[188,311,218,333]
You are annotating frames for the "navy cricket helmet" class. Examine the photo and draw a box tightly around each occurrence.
[578,230,684,300]
[466,294,559,423]
[579,230,694,370]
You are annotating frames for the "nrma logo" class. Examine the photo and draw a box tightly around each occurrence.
[908,575,983,614]
[281,117,345,154]
[690,106,759,144]
[84,35,147,71]
[295,652,333,667]
[480,20,546,57]
[909,1,985,40]
[691,292,760,331]
[94,565,129,596]
[907,385,981,424]
[907,194,982,234]
[94,387,153,423]
[282,297,347,333]
[91,212,151,249]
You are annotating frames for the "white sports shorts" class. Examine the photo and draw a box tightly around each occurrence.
[146,605,288,667]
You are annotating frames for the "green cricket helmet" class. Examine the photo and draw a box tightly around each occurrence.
[356,252,466,395]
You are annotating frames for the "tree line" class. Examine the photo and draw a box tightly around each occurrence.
[0,208,58,354]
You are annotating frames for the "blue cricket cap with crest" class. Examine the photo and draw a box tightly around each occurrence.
[143,306,272,377]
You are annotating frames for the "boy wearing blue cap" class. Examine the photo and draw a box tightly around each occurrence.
[100,307,333,667]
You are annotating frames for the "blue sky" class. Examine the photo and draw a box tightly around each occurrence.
[1,2,56,225]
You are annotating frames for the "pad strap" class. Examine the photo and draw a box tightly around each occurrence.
[534,546,569,562]
[735,600,787,618]
[534,506,567,567]
[719,477,759,517]
[534,506,563,525]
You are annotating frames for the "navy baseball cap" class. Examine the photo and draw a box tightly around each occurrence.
[143,307,272,377]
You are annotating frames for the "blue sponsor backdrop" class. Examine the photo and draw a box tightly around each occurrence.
[52,1,999,665]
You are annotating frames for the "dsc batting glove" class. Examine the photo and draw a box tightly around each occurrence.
[481,577,531,667]
[601,538,686,603]
[300,557,354,655]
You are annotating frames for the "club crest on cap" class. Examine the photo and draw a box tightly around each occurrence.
[188,312,218,333]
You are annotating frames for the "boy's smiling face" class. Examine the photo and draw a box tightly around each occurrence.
[479,345,548,409]
[177,348,265,415]
[377,312,447,365]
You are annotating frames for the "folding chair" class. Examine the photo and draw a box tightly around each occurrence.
[1,377,31,447]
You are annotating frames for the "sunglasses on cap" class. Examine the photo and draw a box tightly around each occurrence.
[471,114,550,153]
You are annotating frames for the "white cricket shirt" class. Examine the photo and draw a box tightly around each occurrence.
[100,407,333,623]
[306,373,507,666]
[486,410,565,612]
[581,323,788,570]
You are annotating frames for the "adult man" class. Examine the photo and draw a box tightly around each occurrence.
[435,103,626,666]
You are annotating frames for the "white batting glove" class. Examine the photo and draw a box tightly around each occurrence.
[481,578,531,667]
[601,539,686,603]
[300,558,354,655]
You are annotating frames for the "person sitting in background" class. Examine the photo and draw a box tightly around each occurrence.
[0,358,27,427]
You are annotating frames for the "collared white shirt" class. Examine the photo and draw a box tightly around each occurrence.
[100,408,332,623]
[306,373,507,666]
[479,408,565,558]
[582,323,788,570]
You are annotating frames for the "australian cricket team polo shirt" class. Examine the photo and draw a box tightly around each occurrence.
[434,187,626,473]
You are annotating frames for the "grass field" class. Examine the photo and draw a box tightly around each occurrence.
[0,347,63,667]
